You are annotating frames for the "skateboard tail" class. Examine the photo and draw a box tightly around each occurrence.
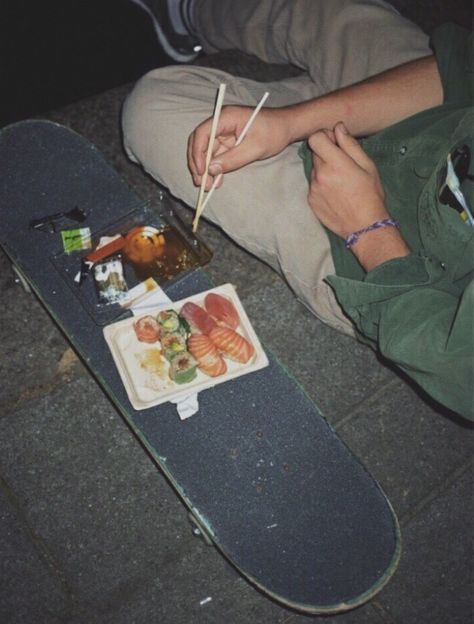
[236,510,401,614]
[122,401,402,615]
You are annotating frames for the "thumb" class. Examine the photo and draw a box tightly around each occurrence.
[209,144,256,175]
[334,122,374,171]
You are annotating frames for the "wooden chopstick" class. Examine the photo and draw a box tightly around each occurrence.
[192,83,227,232]
[195,91,269,219]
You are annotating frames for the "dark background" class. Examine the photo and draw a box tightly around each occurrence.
[1,0,170,127]
[1,0,472,128]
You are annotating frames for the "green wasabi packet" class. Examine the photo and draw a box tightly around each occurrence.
[61,227,92,254]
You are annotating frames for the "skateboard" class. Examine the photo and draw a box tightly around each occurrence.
[0,120,401,614]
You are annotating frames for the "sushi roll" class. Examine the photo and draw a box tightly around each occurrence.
[156,309,180,333]
[209,327,254,364]
[160,331,187,361]
[133,315,161,343]
[188,333,227,377]
[168,351,198,384]
[178,316,191,337]
[204,293,240,329]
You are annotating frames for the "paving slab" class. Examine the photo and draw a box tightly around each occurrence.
[285,603,385,624]
[336,381,473,519]
[0,485,70,624]
[0,250,89,416]
[377,467,473,624]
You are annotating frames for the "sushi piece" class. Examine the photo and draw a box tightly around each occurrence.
[157,309,180,333]
[133,315,161,343]
[188,334,227,377]
[204,292,240,329]
[160,331,187,361]
[169,351,198,384]
[209,327,254,364]
[180,301,216,335]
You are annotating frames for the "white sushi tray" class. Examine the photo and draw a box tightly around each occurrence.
[103,284,269,410]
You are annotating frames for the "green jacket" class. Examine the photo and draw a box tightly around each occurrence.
[301,24,473,419]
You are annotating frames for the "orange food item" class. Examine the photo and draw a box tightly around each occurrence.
[188,334,227,377]
[204,293,240,329]
[124,226,166,264]
[208,327,254,364]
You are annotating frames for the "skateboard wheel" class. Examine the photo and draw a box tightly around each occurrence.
[188,512,213,547]
[12,265,32,293]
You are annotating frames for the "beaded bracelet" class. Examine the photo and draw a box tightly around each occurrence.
[345,219,400,249]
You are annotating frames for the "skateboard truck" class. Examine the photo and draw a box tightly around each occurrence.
[29,206,88,232]
[188,511,214,546]
[12,264,32,293]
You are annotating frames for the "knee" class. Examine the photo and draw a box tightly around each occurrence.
[121,65,217,205]
[122,67,178,164]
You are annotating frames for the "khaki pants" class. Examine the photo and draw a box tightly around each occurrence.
[122,0,430,335]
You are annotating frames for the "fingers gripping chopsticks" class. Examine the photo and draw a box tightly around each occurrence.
[192,87,269,232]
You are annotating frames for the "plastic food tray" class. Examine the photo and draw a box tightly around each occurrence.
[103,284,269,410]
[51,198,212,326]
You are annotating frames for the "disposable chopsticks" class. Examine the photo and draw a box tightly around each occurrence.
[192,83,227,232]
[192,89,270,232]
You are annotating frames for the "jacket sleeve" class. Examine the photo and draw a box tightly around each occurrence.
[326,253,474,419]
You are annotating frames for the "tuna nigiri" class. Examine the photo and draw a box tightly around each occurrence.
[188,334,227,377]
[204,293,240,329]
[208,327,254,364]
[180,301,216,335]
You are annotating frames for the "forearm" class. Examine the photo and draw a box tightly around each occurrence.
[282,55,443,141]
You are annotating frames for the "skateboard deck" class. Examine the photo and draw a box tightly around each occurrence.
[0,120,401,614]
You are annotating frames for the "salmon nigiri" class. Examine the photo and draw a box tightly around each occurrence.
[208,327,254,364]
[180,301,216,335]
[187,334,227,377]
[204,292,240,329]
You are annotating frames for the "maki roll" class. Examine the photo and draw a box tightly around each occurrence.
[160,331,187,361]
[133,315,161,343]
[169,351,198,384]
[157,309,180,333]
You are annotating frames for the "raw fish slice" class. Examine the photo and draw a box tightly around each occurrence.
[204,292,240,329]
[208,327,254,364]
[180,301,216,335]
[133,315,160,343]
[188,334,227,377]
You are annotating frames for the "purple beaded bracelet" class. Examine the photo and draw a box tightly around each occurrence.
[345,219,400,249]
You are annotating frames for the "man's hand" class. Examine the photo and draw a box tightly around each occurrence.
[187,105,291,190]
[308,122,410,271]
